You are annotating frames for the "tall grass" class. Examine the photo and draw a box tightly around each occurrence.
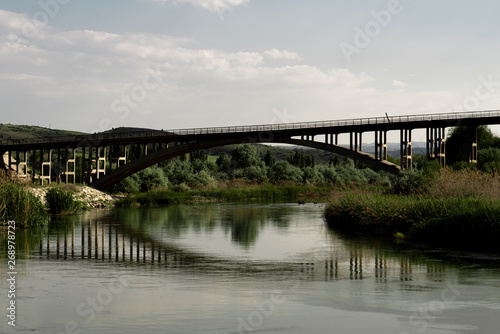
[45,187,83,215]
[116,184,332,207]
[426,168,500,199]
[324,169,500,252]
[0,177,48,228]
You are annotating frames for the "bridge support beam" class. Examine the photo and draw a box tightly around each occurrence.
[64,149,76,184]
[469,126,478,163]
[40,150,52,185]
[400,129,412,170]
[350,132,363,152]
[325,133,339,146]
[374,130,387,161]
[97,147,106,179]
[16,151,28,179]
[426,127,446,166]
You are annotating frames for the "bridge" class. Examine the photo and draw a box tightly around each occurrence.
[1,110,499,190]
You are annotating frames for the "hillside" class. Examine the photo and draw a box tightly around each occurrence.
[0,124,86,141]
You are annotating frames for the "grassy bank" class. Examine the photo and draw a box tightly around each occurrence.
[324,169,500,252]
[0,178,48,228]
[116,184,333,207]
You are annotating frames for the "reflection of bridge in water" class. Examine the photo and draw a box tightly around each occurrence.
[34,215,452,283]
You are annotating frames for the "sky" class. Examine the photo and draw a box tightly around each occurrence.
[1,0,500,136]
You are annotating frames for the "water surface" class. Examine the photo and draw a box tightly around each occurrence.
[1,203,500,333]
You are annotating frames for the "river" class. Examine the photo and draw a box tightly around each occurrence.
[1,203,500,333]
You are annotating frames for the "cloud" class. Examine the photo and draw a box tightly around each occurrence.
[263,49,302,61]
[0,9,460,134]
[149,0,251,14]
[392,80,408,88]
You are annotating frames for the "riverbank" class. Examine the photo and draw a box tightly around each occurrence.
[324,169,500,253]
[115,184,335,207]
[28,184,117,209]
[0,176,117,228]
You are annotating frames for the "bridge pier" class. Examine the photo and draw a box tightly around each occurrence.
[16,151,28,179]
[97,147,106,179]
[64,149,76,184]
[40,149,52,185]
[426,127,446,166]
[374,130,388,161]
[469,126,478,163]
[400,129,412,169]
[350,132,363,152]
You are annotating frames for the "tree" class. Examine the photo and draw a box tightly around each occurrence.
[269,161,303,183]
[446,125,496,165]
[262,150,275,167]
[231,144,263,169]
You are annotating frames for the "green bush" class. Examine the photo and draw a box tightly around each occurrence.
[108,174,140,194]
[391,169,430,195]
[0,181,48,227]
[269,161,303,183]
[45,187,81,215]
[137,166,168,192]
[324,194,500,252]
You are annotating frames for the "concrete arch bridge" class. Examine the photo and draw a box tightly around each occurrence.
[1,110,498,190]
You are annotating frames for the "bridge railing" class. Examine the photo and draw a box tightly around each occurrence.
[171,109,500,135]
[2,110,500,146]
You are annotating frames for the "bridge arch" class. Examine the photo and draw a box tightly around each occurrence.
[90,135,400,190]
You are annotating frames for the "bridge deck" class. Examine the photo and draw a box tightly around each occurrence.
[1,110,500,150]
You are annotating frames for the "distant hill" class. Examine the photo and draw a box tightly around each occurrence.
[0,124,86,141]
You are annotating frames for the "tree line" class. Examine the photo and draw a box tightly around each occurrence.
[109,144,390,193]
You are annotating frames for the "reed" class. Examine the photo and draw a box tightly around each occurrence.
[0,178,48,228]
[116,185,332,206]
[324,169,500,252]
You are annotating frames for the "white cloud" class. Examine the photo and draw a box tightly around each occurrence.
[149,0,251,14]
[392,80,408,88]
[0,9,462,134]
[263,49,302,61]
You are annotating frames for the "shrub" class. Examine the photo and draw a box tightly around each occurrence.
[45,187,81,215]
[0,180,48,227]
[302,166,325,184]
[137,166,168,192]
[391,169,430,195]
[108,174,140,194]
[269,161,303,183]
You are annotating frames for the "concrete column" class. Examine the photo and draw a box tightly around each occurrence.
[376,131,387,161]
[40,149,52,185]
[118,146,127,167]
[18,151,28,178]
[400,129,412,170]
[470,126,478,163]
[97,147,106,179]
[426,127,446,166]
[65,149,76,184]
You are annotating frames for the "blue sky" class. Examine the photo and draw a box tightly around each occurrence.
[1,0,500,134]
